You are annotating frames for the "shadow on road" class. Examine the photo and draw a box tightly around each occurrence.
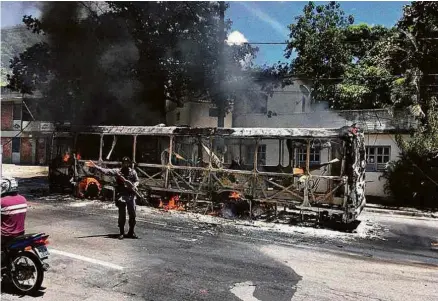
[1,283,46,298]
[75,233,122,239]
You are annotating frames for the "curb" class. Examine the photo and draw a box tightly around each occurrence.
[365,207,437,219]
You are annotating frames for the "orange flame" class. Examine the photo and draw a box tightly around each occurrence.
[63,153,70,162]
[229,191,241,199]
[159,195,184,211]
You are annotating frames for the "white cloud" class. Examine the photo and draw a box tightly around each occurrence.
[226,30,248,46]
[239,2,289,38]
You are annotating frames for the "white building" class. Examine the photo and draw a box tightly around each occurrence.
[166,81,416,198]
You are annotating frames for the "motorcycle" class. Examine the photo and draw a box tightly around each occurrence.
[1,233,50,294]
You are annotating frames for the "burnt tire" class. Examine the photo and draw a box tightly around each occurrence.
[10,251,44,295]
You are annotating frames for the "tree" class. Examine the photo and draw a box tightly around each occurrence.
[285,1,354,106]
[387,2,438,122]
[1,25,44,86]
[7,1,259,125]
[379,2,438,208]
[285,1,396,109]
[285,1,438,207]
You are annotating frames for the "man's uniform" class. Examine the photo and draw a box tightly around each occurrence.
[93,160,139,238]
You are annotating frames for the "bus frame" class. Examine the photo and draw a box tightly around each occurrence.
[49,124,366,224]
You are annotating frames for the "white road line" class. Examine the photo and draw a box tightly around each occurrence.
[176,238,198,242]
[49,248,124,270]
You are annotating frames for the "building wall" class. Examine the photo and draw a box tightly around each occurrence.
[1,138,12,163]
[1,136,50,165]
[36,138,47,165]
[20,137,33,164]
[1,103,13,130]
[1,96,52,165]
[165,83,413,198]
[363,133,406,197]
[167,102,233,128]
[231,133,403,197]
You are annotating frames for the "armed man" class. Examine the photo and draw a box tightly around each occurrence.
[87,157,140,239]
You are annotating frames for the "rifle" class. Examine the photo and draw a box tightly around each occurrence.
[85,160,148,204]
[116,172,149,205]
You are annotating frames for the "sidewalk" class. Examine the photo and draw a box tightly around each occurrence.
[365,203,437,219]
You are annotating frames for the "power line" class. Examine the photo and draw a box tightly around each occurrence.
[280,74,438,81]
[243,37,438,45]
[244,42,288,45]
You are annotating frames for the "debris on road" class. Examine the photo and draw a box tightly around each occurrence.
[3,163,431,243]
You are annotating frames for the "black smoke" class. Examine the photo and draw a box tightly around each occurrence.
[27,2,152,125]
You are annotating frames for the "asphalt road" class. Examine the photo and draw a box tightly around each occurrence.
[1,198,437,301]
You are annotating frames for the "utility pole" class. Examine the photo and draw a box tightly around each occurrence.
[217,1,226,128]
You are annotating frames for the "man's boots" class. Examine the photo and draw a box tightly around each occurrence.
[118,228,125,240]
[126,228,138,239]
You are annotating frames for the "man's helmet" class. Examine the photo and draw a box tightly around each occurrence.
[1,176,18,196]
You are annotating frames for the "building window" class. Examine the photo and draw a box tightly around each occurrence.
[248,144,267,165]
[12,137,20,153]
[297,147,320,166]
[366,146,390,172]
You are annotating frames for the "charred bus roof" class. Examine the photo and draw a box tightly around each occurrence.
[53,125,359,139]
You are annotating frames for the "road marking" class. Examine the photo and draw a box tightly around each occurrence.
[176,238,198,242]
[49,248,124,270]
[230,281,261,301]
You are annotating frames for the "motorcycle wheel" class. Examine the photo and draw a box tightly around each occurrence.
[10,251,44,294]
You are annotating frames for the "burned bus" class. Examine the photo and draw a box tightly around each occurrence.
[49,124,366,224]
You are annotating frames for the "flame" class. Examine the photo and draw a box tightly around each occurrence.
[159,195,184,211]
[229,191,241,199]
[293,168,304,175]
[63,153,70,162]
[77,177,102,198]
[76,153,81,160]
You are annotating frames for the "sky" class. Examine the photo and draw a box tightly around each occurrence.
[1,1,409,66]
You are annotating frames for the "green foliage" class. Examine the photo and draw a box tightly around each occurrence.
[334,64,394,109]
[380,150,438,208]
[381,108,438,208]
[285,1,396,109]
[397,104,438,156]
[285,1,438,206]
[286,1,354,106]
